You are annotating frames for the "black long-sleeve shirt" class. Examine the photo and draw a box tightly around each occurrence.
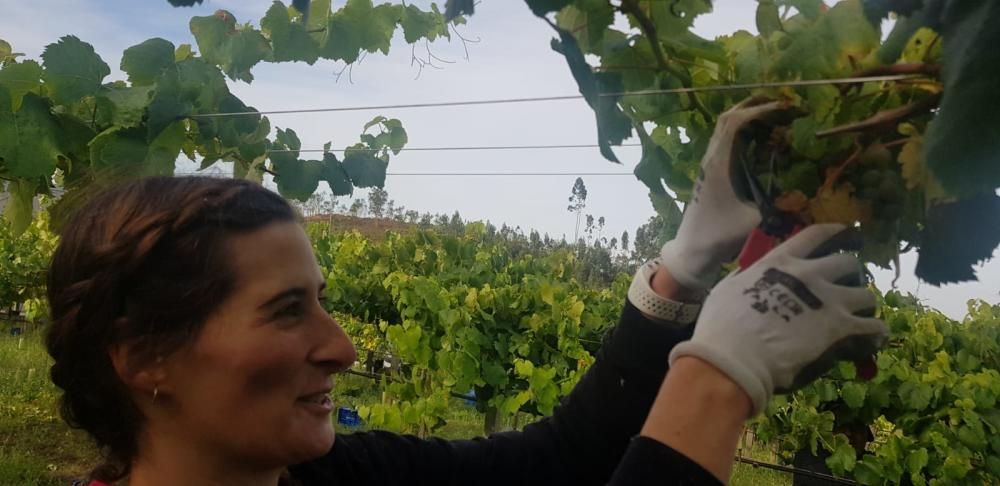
[289,301,723,485]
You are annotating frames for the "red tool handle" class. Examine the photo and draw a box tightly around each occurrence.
[736,225,877,380]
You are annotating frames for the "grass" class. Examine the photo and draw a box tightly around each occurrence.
[2,331,791,485]
[0,331,98,485]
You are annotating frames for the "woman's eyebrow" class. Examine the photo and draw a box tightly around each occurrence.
[259,288,306,310]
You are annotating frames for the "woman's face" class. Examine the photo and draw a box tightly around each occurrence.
[154,221,357,467]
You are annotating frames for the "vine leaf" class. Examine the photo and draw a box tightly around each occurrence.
[121,38,177,86]
[276,159,324,202]
[2,178,35,236]
[923,0,1000,197]
[756,0,783,38]
[915,192,1000,285]
[773,0,879,79]
[549,25,631,163]
[554,1,614,53]
[262,2,321,64]
[779,0,825,20]
[321,0,400,64]
[190,11,272,82]
[402,4,449,43]
[322,152,354,196]
[40,36,110,106]
[342,146,388,188]
[0,60,43,111]
[101,85,155,129]
[0,90,62,180]
[524,0,572,17]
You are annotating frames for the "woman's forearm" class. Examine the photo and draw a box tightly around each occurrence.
[639,356,750,483]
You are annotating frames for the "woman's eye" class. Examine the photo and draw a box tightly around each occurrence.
[275,302,304,319]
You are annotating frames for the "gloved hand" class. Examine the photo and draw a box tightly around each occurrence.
[659,98,788,290]
[668,224,889,416]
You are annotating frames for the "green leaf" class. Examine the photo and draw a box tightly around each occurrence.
[89,126,150,174]
[275,159,324,202]
[400,4,448,44]
[756,0,783,37]
[321,0,400,64]
[853,455,884,485]
[121,38,177,86]
[145,121,185,175]
[915,193,1000,284]
[554,0,614,53]
[2,178,35,236]
[841,382,867,409]
[482,361,508,386]
[262,1,321,64]
[773,0,879,79]
[549,26,631,163]
[898,381,933,411]
[100,85,155,129]
[876,13,923,64]
[825,434,857,474]
[40,36,110,105]
[525,0,572,17]
[342,148,388,188]
[905,447,928,476]
[322,152,354,196]
[778,0,823,20]
[923,0,1000,196]
[0,60,43,111]
[0,39,20,64]
[0,90,62,180]
[190,11,272,82]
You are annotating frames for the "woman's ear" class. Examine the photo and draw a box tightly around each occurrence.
[108,339,167,397]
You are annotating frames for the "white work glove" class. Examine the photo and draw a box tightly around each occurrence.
[668,224,889,416]
[660,98,788,290]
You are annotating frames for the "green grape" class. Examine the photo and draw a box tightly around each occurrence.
[862,169,882,188]
[860,143,893,168]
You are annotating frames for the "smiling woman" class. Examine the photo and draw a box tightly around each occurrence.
[45,177,358,485]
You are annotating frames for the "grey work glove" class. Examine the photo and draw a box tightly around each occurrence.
[668,224,889,416]
[660,98,788,291]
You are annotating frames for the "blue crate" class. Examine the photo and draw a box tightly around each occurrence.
[461,389,476,407]
[337,407,362,427]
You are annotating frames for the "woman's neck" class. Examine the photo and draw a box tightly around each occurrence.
[126,426,284,486]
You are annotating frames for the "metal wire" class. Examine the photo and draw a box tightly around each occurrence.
[269,143,643,154]
[190,75,920,118]
[734,456,857,485]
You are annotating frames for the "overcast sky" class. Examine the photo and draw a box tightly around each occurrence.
[2,0,996,319]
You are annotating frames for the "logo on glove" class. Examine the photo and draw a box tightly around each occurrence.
[744,269,823,322]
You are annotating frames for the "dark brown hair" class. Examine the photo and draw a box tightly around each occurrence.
[45,176,297,482]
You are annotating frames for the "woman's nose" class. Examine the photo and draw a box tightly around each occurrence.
[310,312,358,374]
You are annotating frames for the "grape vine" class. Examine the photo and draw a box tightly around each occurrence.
[754,293,1000,485]
[312,223,626,434]
[521,0,1000,285]
[0,0,467,235]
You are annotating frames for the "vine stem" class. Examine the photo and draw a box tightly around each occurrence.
[822,141,863,193]
[617,0,714,122]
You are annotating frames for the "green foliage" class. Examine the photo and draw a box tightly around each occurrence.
[0,211,57,311]
[528,0,1000,285]
[923,0,1000,198]
[314,225,626,434]
[1,0,464,235]
[755,292,1000,485]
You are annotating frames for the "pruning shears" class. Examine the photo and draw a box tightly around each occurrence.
[734,151,879,381]
[736,153,803,271]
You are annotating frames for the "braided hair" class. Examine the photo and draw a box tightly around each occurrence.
[45,176,297,482]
